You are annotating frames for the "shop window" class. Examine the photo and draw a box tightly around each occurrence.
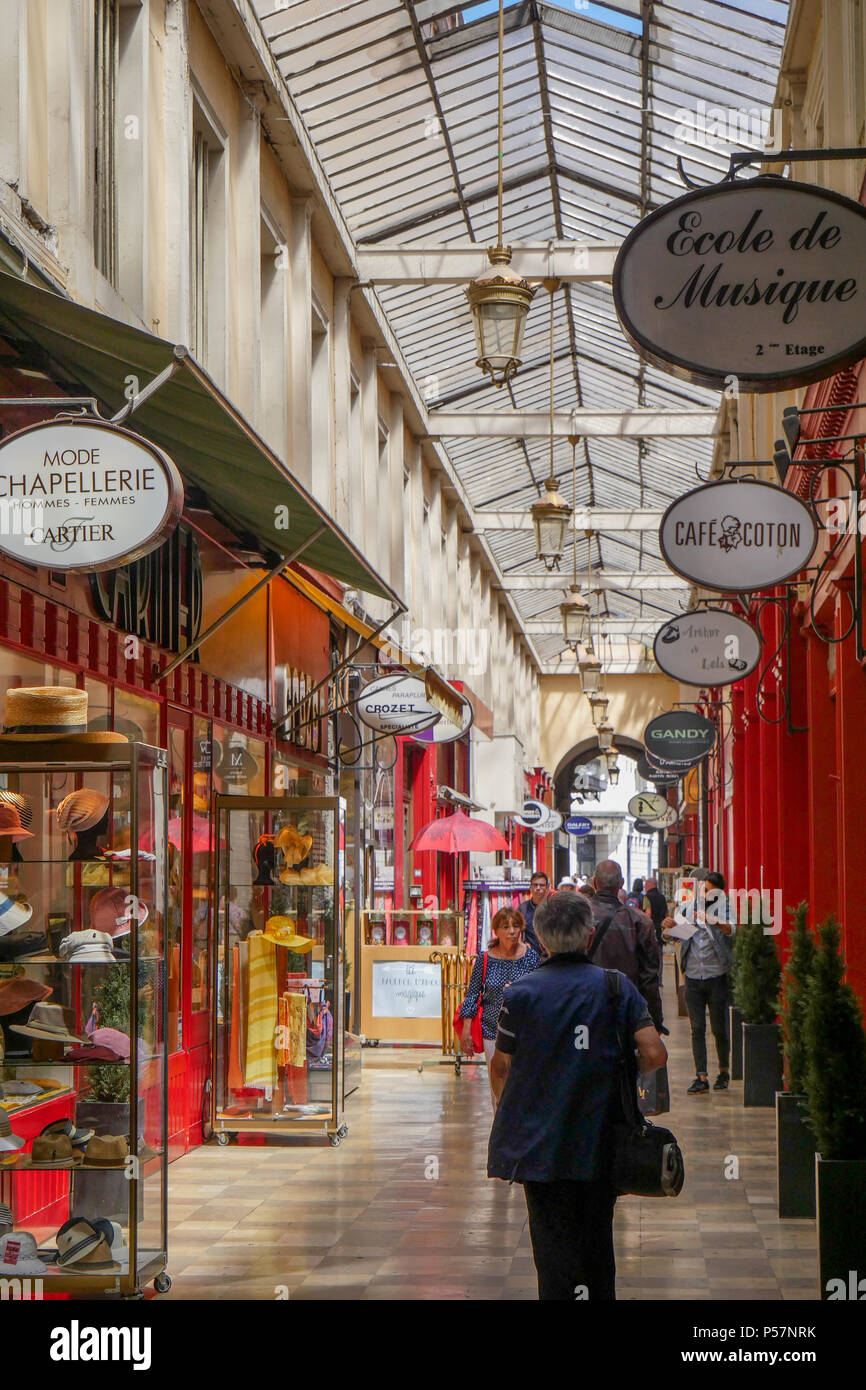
[260,211,288,454]
[191,93,228,377]
[112,687,160,745]
[191,716,213,1016]
[311,299,332,504]
[93,0,119,284]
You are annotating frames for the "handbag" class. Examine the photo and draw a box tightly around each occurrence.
[605,970,684,1198]
[453,952,487,1053]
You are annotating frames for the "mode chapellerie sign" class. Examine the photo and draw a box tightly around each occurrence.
[659,479,817,592]
[613,177,866,392]
[0,419,183,572]
[654,609,762,687]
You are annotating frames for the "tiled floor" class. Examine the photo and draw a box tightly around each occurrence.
[159,969,818,1300]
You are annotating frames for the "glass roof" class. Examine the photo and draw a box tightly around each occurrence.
[253,0,788,664]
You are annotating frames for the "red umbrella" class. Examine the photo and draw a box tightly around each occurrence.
[409,809,508,854]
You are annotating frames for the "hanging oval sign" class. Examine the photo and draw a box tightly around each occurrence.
[0,418,183,572]
[642,805,679,830]
[659,479,817,592]
[645,746,704,774]
[628,791,669,821]
[356,675,441,735]
[514,798,547,830]
[644,710,717,764]
[411,691,474,745]
[634,819,662,836]
[654,608,762,686]
[635,753,680,787]
[612,176,866,392]
[564,815,593,836]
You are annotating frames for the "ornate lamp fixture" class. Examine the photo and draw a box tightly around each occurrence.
[597,721,614,752]
[534,282,571,570]
[604,747,620,784]
[465,0,534,387]
[588,692,608,729]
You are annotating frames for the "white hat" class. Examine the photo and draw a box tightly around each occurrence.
[0,1229,47,1276]
[0,892,33,937]
[58,929,116,963]
[556,876,576,890]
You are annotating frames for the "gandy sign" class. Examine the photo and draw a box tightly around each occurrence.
[613,177,866,392]
[0,419,183,571]
[644,711,717,765]
[659,479,817,592]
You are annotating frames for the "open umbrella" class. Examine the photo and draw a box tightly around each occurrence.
[409,809,508,854]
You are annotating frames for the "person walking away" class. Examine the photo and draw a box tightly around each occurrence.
[518,872,549,957]
[662,870,735,1093]
[589,860,664,1033]
[557,877,577,891]
[487,890,667,1300]
[625,877,644,910]
[457,908,539,1106]
[643,875,669,985]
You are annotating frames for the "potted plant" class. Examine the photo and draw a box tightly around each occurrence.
[728,944,743,1080]
[803,917,866,1298]
[776,902,816,1217]
[73,965,134,1224]
[733,907,782,1107]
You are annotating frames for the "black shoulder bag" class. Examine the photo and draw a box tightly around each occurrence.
[604,971,684,1198]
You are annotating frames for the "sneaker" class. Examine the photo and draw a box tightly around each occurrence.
[713,1071,730,1091]
[687,1076,710,1094]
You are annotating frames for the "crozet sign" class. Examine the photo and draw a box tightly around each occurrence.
[659,479,817,592]
[644,711,717,764]
[0,419,183,571]
[654,609,762,687]
[356,675,440,736]
[613,177,866,392]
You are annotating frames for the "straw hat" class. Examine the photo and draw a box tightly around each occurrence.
[0,803,32,842]
[0,687,128,744]
[22,1132,83,1170]
[83,1134,129,1168]
[0,892,33,936]
[0,791,32,830]
[54,1218,114,1269]
[262,915,314,951]
[9,1001,87,1046]
[0,1203,13,1233]
[55,789,110,840]
[0,976,51,1016]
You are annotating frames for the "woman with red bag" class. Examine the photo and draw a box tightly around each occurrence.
[456,908,539,1107]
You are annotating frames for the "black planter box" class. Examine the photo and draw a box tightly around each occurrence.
[743,1022,782,1107]
[776,1092,815,1218]
[729,1005,743,1080]
[817,1156,866,1298]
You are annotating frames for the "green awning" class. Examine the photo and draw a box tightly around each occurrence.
[0,267,401,603]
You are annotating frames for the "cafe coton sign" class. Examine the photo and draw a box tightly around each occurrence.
[613,177,866,392]
[654,609,762,687]
[0,419,183,572]
[659,479,817,592]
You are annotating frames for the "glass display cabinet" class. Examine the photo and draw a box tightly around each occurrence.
[0,742,169,1297]
[211,795,348,1146]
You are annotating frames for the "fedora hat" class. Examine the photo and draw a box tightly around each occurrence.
[54,1217,114,1268]
[22,1131,82,1169]
[83,1134,129,1168]
[0,687,128,744]
[89,886,148,940]
[0,976,51,1015]
[263,915,314,952]
[58,929,116,963]
[0,1229,47,1276]
[0,803,32,842]
[0,1110,24,1154]
[0,1202,13,1233]
[0,790,33,831]
[40,1117,94,1149]
[0,892,33,937]
[55,788,110,841]
[9,1001,86,1046]
[91,1218,128,1267]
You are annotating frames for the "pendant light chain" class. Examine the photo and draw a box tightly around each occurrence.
[497,0,504,249]
[549,283,555,484]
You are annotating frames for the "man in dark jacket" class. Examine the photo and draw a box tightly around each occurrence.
[518,871,550,957]
[589,859,664,1031]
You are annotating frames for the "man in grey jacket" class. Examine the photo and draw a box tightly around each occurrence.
[663,870,736,1093]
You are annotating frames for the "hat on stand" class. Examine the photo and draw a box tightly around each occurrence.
[91,1218,128,1267]
[55,789,110,842]
[89,886,148,939]
[58,929,116,963]
[0,892,33,937]
[0,791,33,831]
[0,687,128,744]
[0,1110,25,1154]
[9,1001,87,1046]
[0,803,33,842]
[83,1134,129,1168]
[0,976,50,1015]
[263,915,314,952]
[53,1217,115,1269]
[22,1132,83,1169]
[0,1229,48,1276]
[40,1117,94,1149]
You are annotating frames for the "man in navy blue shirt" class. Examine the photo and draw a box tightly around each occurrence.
[518,871,549,957]
[488,889,667,1301]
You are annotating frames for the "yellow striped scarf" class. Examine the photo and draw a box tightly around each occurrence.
[244,931,278,1090]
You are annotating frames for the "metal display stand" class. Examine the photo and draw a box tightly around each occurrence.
[211,795,348,1146]
[0,742,169,1297]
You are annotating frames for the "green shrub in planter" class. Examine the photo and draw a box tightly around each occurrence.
[779,901,816,1095]
[776,902,817,1217]
[734,909,781,1024]
[804,917,866,1161]
[87,964,132,1105]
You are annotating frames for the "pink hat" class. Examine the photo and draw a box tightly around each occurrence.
[0,976,52,1017]
[90,887,148,939]
[0,803,32,842]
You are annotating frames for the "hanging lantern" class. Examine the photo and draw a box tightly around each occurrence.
[608,762,621,786]
[579,650,602,694]
[604,747,620,784]
[560,587,590,648]
[597,721,614,752]
[466,249,535,387]
[532,480,571,571]
[588,692,608,729]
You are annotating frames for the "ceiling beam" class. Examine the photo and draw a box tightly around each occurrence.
[356,242,620,284]
[428,409,719,439]
[524,619,662,635]
[499,572,686,591]
[475,507,663,532]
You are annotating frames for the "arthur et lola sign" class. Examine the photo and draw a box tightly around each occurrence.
[654,608,762,687]
[0,419,183,571]
[613,177,866,392]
